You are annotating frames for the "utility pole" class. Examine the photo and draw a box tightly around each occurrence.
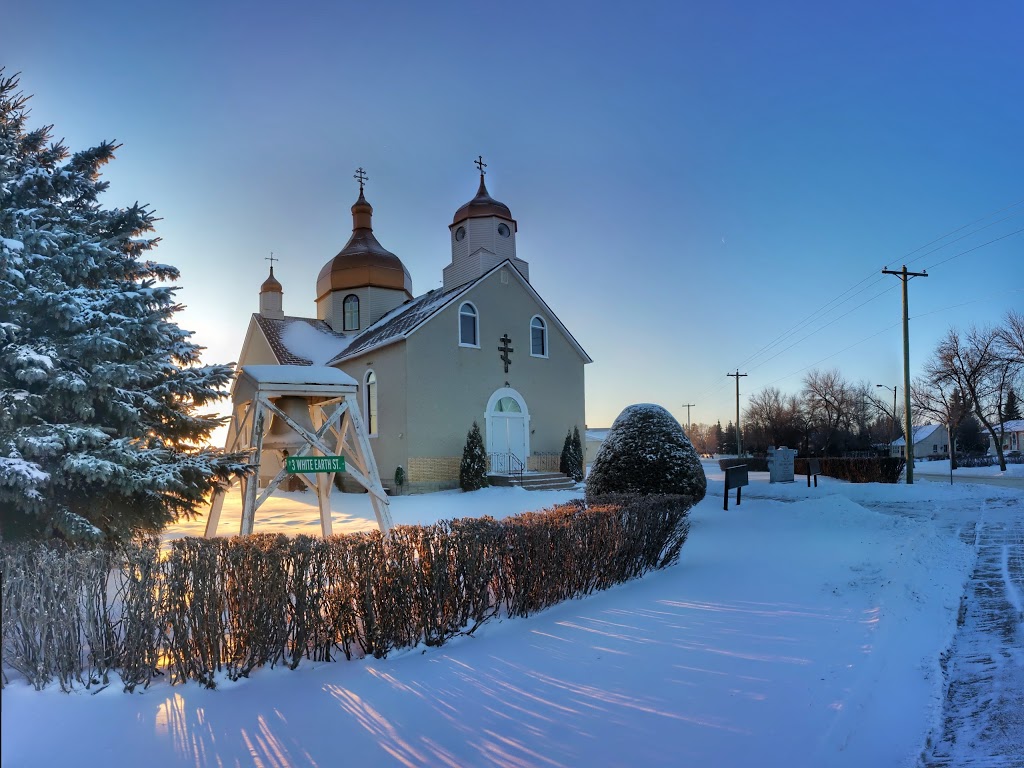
[727,371,747,456]
[882,265,927,484]
[682,403,695,432]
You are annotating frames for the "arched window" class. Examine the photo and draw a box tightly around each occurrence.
[459,302,479,347]
[530,316,547,357]
[364,370,377,436]
[343,294,359,331]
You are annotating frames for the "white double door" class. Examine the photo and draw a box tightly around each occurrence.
[491,413,526,464]
[486,389,529,470]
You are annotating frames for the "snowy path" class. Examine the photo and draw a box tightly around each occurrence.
[922,494,1024,768]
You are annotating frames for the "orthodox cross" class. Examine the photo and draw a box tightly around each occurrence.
[475,155,487,175]
[498,334,513,373]
[354,167,368,193]
[266,252,278,268]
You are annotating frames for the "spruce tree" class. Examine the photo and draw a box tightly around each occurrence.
[1003,388,1021,423]
[459,422,488,491]
[559,430,572,476]
[0,73,248,542]
[569,425,585,481]
[713,421,725,455]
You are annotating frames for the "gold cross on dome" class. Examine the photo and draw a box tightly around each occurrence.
[475,155,487,175]
[354,167,368,193]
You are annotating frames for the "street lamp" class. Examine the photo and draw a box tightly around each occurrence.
[876,384,897,454]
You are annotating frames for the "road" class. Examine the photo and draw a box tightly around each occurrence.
[916,472,1024,491]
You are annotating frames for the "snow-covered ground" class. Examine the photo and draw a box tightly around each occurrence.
[3,462,1021,767]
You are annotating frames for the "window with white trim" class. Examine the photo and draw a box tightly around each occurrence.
[364,370,378,436]
[530,315,547,357]
[459,302,479,347]
[343,294,359,331]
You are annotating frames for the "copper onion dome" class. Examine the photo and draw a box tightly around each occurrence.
[316,190,413,301]
[260,265,282,294]
[451,174,516,230]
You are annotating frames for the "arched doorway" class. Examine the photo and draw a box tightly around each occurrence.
[485,387,530,473]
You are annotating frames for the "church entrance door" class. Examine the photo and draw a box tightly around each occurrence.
[485,388,530,474]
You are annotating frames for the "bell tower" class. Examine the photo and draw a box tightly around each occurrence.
[443,157,529,292]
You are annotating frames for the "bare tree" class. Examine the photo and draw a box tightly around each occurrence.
[926,325,1012,470]
[996,310,1024,365]
[686,423,718,456]
[912,378,971,468]
[802,369,855,455]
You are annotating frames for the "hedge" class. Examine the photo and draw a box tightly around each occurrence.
[718,457,769,472]
[794,457,906,484]
[1,494,693,693]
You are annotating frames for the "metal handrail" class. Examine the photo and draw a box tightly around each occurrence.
[489,452,525,484]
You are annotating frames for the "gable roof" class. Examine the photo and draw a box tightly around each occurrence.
[891,423,944,447]
[329,259,592,365]
[252,314,351,365]
[248,260,592,369]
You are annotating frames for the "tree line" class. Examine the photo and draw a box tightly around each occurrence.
[686,310,1023,469]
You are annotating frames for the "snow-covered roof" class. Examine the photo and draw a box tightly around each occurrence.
[891,423,944,447]
[240,365,357,386]
[329,280,478,362]
[585,428,611,442]
[253,315,349,365]
[252,259,592,368]
[996,419,1024,433]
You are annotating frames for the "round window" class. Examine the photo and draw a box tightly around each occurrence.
[455,226,466,241]
[497,223,510,238]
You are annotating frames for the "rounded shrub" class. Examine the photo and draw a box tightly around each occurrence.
[586,403,707,502]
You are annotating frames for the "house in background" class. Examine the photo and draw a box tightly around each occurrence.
[235,165,591,493]
[987,419,1024,455]
[890,424,949,459]
[585,428,611,466]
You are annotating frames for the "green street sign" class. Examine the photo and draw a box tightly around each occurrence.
[285,455,346,474]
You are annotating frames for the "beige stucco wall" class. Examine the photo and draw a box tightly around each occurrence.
[403,266,586,480]
[336,340,409,489]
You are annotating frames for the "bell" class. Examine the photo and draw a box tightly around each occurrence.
[262,396,316,452]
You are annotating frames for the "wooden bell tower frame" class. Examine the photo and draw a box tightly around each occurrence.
[205,365,393,537]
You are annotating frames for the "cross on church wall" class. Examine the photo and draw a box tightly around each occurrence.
[498,334,513,373]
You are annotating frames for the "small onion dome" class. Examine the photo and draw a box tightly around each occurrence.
[316,191,413,300]
[451,174,517,231]
[260,266,282,293]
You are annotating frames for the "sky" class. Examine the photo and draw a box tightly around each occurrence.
[5,0,1023,432]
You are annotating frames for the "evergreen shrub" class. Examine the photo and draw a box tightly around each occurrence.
[459,422,488,491]
[587,404,706,502]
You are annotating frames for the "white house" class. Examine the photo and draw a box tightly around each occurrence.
[890,424,949,459]
[233,165,591,493]
[987,419,1024,455]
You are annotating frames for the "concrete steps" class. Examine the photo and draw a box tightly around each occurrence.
[488,471,579,491]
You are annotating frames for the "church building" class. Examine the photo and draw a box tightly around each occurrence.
[234,163,591,493]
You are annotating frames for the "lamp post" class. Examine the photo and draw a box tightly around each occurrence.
[876,384,897,455]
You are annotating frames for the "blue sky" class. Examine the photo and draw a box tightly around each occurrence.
[6,0,1023,431]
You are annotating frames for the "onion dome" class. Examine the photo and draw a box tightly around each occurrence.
[452,174,516,230]
[260,265,282,294]
[316,190,413,300]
